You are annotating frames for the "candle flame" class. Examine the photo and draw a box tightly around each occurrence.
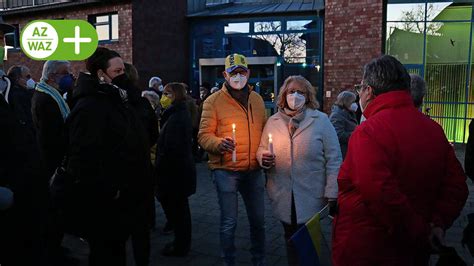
[232,123,236,130]
[268,133,272,141]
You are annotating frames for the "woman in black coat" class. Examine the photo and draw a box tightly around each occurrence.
[121,62,158,266]
[0,77,45,266]
[156,82,196,257]
[65,48,153,266]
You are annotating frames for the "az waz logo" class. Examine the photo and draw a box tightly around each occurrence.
[28,27,53,51]
[21,20,98,60]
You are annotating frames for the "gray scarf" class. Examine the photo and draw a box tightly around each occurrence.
[279,107,306,136]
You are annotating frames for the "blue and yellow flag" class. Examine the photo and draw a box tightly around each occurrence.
[290,210,324,266]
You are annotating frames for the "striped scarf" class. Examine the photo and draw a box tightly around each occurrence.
[36,81,70,121]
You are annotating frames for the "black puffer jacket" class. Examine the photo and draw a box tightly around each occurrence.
[0,87,46,252]
[31,87,66,177]
[8,83,34,136]
[156,101,196,198]
[109,74,158,148]
[1,82,45,208]
[66,72,154,238]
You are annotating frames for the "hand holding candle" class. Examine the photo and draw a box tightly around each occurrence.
[268,133,274,154]
[261,133,276,168]
[232,123,237,163]
[218,137,235,154]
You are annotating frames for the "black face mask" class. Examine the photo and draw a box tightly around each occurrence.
[111,73,132,90]
[111,73,141,103]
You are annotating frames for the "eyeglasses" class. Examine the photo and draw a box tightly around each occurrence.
[288,88,305,95]
[354,84,368,95]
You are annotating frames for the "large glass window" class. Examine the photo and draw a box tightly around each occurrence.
[255,21,282,32]
[191,17,323,109]
[224,23,250,34]
[287,20,314,31]
[387,3,426,21]
[386,1,474,143]
[386,22,425,64]
[193,18,320,61]
[250,33,308,62]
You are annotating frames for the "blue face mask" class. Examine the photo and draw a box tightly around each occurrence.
[57,74,74,94]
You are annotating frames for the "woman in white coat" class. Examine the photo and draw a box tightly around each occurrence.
[257,75,342,266]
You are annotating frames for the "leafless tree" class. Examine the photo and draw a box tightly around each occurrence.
[400,3,442,35]
[253,21,307,63]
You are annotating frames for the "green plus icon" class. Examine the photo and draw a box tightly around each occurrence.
[63,26,92,55]
[21,20,98,60]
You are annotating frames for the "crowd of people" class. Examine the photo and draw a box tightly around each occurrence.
[0,43,237,266]
[0,20,471,266]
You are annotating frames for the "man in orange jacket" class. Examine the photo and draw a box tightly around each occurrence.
[198,54,267,266]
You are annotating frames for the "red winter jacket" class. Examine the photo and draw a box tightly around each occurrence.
[332,90,468,266]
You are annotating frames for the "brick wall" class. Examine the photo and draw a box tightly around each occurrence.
[3,2,132,81]
[132,0,189,89]
[323,0,384,112]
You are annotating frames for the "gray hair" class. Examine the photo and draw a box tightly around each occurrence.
[363,55,411,96]
[7,65,29,83]
[335,91,356,109]
[41,60,70,82]
[410,74,426,108]
[141,90,160,109]
[148,76,162,88]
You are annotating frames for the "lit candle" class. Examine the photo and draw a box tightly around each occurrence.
[232,123,236,163]
[268,133,274,154]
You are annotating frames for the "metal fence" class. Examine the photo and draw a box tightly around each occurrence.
[422,63,473,143]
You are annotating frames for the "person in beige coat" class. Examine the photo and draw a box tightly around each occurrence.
[257,75,342,266]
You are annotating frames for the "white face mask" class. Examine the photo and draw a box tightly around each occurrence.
[26,78,36,90]
[349,102,358,112]
[286,92,306,110]
[229,73,247,90]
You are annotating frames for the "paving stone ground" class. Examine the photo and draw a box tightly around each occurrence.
[63,144,473,266]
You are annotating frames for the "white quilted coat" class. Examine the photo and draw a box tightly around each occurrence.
[257,108,342,224]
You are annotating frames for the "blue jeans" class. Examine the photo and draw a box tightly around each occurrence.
[212,169,266,266]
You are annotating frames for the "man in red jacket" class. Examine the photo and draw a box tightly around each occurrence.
[332,55,468,266]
